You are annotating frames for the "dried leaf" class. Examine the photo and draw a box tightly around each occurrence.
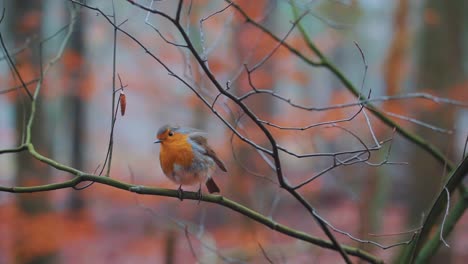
[119,90,126,116]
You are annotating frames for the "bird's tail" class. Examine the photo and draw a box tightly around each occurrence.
[206,178,220,193]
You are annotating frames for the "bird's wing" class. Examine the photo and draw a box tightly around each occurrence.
[190,135,227,172]
[175,126,206,136]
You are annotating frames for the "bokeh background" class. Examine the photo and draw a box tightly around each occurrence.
[0,0,467,263]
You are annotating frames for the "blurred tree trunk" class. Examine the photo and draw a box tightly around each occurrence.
[8,0,56,263]
[231,0,277,234]
[64,3,87,213]
[384,0,409,96]
[408,1,465,263]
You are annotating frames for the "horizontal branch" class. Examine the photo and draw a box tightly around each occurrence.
[0,144,27,154]
[0,174,383,264]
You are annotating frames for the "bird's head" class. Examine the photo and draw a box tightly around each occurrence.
[154,125,183,145]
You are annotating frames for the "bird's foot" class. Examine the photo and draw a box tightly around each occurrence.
[177,185,184,201]
[196,184,203,204]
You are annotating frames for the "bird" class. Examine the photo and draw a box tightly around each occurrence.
[154,124,226,200]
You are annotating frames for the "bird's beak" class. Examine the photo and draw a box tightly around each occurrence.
[154,139,161,144]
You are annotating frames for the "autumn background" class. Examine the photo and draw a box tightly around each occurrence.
[0,0,467,263]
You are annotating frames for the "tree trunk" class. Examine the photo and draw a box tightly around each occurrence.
[408,1,465,263]
[64,3,87,213]
[9,0,56,263]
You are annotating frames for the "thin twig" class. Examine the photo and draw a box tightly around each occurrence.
[0,33,33,100]
[184,226,200,262]
[198,2,233,66]
[313,212,420,249]
[440,187,450,248]
[258,242,275,264]
[363,109,380,148]
[382,111,453,134]
[248,9,309,73]
[104,0,118,177]
[369,226,422,237]
[462,134,468,160]
[175,0,184,22]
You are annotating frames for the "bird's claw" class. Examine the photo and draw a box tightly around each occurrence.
[196,186,202,204]
[177,185,184,201]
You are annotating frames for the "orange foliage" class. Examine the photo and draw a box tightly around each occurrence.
[300,176,322,194]
[185,93,203,109]
[19,177,49,187]
[410,90,442,112]
[326,90,354,118]
[13,210,95,263]
[18,11,42,33]
[233,0,267,20]
[424,8,440,26]
[255,35,280,59]
[78,73,96,100]
[62,50,85,72]
[211,224,259,249]
[208,56,229,76]
[288,68,310,86]
[246,69,274,89]
[6,61,36,101]
[274,44,292,61]
[448,81,468,100]
[319,122,342,141]
[383,0,409,95]
[88,184,138,204]
[126,237,161,257]
[237,24,286,65]
[237,25,261,53]
[381,100,406,115]
[288,34,317,59]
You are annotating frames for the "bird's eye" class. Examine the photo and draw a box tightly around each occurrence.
[168,131,174,136]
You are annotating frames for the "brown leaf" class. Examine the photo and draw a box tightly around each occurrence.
[119,90,126,116]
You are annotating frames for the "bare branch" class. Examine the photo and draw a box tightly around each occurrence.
[258,242,275,264]
[462,133,468,160]
[0,144,28,154]
[248,9,309,73]
[363,109,380,147]
[440,187,451,248]
[382,111,453,134]
[313,212,420,249]
[369,226,422,237]
[175,0,184,22]
[198,2,233,65]
[0,33,34,100]
[144,0,187,48]
[0,78,40,95]
[0,173,382,263]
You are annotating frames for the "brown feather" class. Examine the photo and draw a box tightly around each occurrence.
[191,135,227,172]
[206,178,220,193]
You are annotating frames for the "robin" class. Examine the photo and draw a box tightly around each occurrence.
[154,124,226,200]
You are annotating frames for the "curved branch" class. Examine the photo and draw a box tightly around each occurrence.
[0,144,28,154]
[409,156,468,263]
[0,173,382,264]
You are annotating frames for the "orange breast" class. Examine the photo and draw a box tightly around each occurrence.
[159,135,194,176]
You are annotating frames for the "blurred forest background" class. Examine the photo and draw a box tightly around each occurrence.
[0,0,467,263]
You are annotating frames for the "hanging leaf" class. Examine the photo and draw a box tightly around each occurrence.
[119,90,126,116]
